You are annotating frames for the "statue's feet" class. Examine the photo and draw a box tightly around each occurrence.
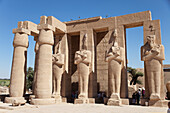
[78,93,86,99]
[52,92,61,99]
[150,93,160,100]
[110,93,120,100]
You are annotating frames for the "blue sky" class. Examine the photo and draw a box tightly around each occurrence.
[0,0,170,78]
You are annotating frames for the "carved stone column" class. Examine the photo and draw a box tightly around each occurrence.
[31,16,55,105]
[5,25,29,103]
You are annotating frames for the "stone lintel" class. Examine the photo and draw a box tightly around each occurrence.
[47,16,66,33]
[13,28,31,35]
[15,21,39,36]
[24,21,39,36]
[64,16,102,25]
[37,24,55,32]
[117,10,152,27]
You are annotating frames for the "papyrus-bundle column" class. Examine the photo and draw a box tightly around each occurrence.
[5,22,30,103]
[31,16,55,105]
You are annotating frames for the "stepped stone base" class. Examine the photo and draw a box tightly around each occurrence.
[107,99,121,106]
[104,98,129,106]
[5,97,26,105]
[30,98,55,105]
[74,98,95,104]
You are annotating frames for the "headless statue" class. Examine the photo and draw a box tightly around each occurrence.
[141,35,165,100]
[74,34,91,99]
[106,41,124,100]
[52,41,64,98]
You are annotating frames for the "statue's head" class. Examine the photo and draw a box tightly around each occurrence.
[82,33,87,50]
[147,35,155,44]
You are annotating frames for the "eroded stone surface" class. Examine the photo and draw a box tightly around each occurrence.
[141,35,165,100]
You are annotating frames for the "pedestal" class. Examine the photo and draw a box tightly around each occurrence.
[30,98,55,105]
[74,98,95,104]
[149,99,169,107]
[107,98,121,106]
[52,95,62,103]
[5,97,26,104]
[105,98,129,105]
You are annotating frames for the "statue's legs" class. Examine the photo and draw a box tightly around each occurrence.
[56,75,62,96]
[79,74,83,97]
[115,72,121,94]
[147,71,155,96]
[109,61,121,100]
[83,73,89,98]
[154,71,161,97]
[109,75,115,95]
[52,74,56,95]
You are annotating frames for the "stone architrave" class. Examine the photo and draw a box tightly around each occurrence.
[105,39,124,106]
[141,35,165,100]
[31,16,55,105]
[5,22,30,103]
[52,41,64,103]
[74,34,92,104]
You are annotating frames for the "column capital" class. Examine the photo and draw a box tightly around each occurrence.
[13,33,28,48]
[13,28,31,35]
[37,24,55,32]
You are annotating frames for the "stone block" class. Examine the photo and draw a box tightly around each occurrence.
[5,97,26,104]
[30,98,55,105]
[107,99,121,106]
[121,98,129,105]
[47,16,66,33]
[74,98,95,104]
[149,99,169,107]
[37,24,55,31]
[13,28,31,35]
[62,97,67,103]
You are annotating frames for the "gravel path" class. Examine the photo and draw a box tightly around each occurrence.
[0,103,168,113]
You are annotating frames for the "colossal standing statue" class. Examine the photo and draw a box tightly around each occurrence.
[106,39,124,105]
[74,34,91,99]
[141,35,165,100]
[52,41,64,100]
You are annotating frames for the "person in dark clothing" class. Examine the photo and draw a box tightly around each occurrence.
[136,89,141,105]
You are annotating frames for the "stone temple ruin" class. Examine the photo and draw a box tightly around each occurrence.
[4,11,168,106]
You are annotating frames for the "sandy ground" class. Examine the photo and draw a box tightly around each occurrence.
[0,103,168,113]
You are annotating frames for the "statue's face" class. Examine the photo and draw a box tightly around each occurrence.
[147,35,155,44]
